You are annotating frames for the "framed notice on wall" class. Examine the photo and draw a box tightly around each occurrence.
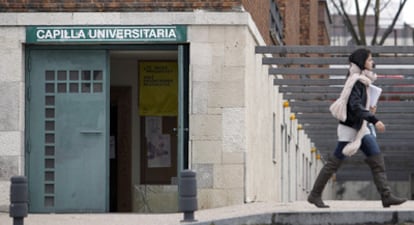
[145,116,171,168]
[138,61,178,116]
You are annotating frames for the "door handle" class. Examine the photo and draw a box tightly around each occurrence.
[80,130,103,134]
[173,128,189,132]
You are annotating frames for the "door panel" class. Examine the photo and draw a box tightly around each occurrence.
[27,50,108,212]
[55,95,106,211]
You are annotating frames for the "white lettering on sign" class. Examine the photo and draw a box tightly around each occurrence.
[37,29,86,39]
[35,27,178,41]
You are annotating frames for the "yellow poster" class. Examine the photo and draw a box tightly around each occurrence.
[139,61,178,116]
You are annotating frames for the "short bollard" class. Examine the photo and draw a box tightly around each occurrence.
[179,170,197,222]
[9,176,28,225]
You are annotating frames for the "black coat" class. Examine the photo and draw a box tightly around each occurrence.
[340,81,379,130]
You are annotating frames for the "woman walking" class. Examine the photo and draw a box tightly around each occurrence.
[307,48,407,208]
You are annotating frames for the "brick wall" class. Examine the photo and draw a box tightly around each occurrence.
[0,0,243,12]
[277,0,300,45]
[242,0,273,45]
[276,0,330,46]
[300,0,311,45]
[318,0,330,45]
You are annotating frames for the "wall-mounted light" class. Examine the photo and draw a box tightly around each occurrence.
[290,113,296,120]
[283,101,289,108]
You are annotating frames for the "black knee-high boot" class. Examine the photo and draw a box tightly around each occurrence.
[308,155,343,208]
[365,153,407,208]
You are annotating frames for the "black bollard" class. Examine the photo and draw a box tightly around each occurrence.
[9,176,28,225]
[178,170,197,222]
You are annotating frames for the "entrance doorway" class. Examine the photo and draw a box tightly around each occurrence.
[26,46,188,213]
[110,50,182,186]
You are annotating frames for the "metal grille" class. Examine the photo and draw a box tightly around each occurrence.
[42,69,104,207]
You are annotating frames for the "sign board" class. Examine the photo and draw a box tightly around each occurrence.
[139,61,178,116]
[26,25,187,43]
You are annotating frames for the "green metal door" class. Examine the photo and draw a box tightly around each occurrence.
[26,50,109,212]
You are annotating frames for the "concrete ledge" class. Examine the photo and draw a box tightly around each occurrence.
[193,211,414,225]
[191,201,414,225]
[1,201,414,225]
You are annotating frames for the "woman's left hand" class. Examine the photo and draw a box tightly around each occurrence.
[375,121,386,133]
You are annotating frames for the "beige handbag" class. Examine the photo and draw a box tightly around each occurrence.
[329,98,347,122]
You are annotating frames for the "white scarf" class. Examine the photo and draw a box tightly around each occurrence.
[329,63,377,156]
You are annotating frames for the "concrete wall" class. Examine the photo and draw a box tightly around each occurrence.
[189,24,247,208]
[187,15,325,208]
[244,25,279,203]
[0,26,26,212]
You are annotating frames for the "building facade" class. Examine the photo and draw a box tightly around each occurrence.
[0,0,332,213]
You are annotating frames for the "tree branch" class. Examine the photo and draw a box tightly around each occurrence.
[378,0,407,45]
[337,0,362,45]
[371,0,380,45]
[357,0,371,45]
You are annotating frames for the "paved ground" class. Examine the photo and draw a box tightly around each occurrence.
[1,201,414,225]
